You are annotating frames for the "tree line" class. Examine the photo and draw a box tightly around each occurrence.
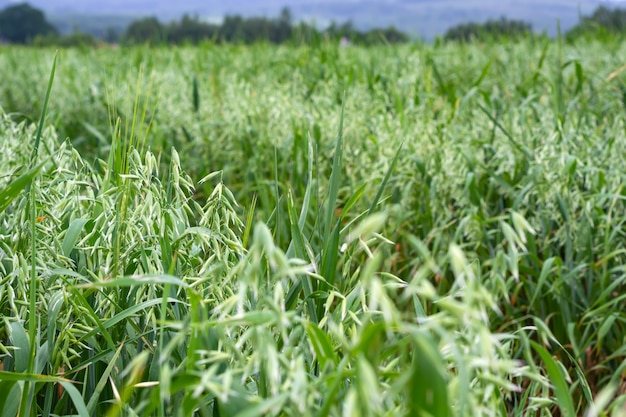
[122,8,409,46]
[0,3,408,47]
[3,2,626,47]
[442,17,532,42]
[442,7,626,42]
[564,6,626,40]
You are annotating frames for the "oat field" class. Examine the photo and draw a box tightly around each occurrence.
[1,39,626,416]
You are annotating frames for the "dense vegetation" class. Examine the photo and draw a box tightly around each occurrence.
[2,27,626,417]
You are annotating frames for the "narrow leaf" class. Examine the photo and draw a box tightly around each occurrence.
[531,341,576,417]
[61,218,89,257]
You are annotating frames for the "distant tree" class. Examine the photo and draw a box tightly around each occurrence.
[586,6,626,31]
[167,14,218,44]
[566,6,626,40]
[292,21,319,45]
[278,7,292,26]
[123,17,166,45]
[271,7,293,43]
[104,27,120,44]
[325,20,362,43]
[241,17,272,43]
[0,3,58,44]
[444,17,531,42]
[219,15,245,43]
[364,26,409,45]
[319,21,411,45]
[116,10,409,47]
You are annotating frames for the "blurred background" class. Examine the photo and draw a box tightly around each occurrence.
[0,0,620,42]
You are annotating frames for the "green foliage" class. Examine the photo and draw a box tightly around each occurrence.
[0,3,57,44]
[0,114,523,414]
[2,38,626,415]
[443,16,532,42]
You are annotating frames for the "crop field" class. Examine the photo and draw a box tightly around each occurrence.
[1,39,626,416]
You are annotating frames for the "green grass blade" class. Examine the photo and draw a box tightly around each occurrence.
[305,322,338,369]
[233,393,289,417]
[476,103,533,160]
[368,142,403,214]
[61,218,90,258]
[22,50,57,417]
[0,161,46,213]
[0,381,20,417]
[192,75,200,114]
[75,274,189,289]
[86,343,124,414]
[341,183,367,220]
[298,133,315,230]
[0,371,71,382]
[28,51,57,170]
[58,381,90,417]
[325,97,345,236]
[320,219,341,291]
[408,333,451,417]
[80,297,184,341]
[531,341,576,417]
[8,322,30,373]
[286,189,318,323]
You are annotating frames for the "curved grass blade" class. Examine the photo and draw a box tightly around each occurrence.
[86,343,124,414]
[324,96,345,236]
[408,333,451,417]
[0,380,20,417]
[61,218,90,257]
[0,161,46,213]
[8,322,29,373]
[22,50,58,417]
[531,341,576,417]
[79,297,185,341]
[75,274,188,289]
[368,142,403,214]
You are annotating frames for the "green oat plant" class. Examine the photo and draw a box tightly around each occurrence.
[3,37,626,415]
[1,52,527,416]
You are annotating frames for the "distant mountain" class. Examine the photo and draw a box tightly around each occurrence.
[0,0,618,39]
